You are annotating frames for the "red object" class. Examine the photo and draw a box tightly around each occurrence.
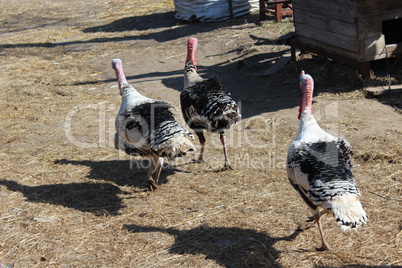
[259,0,293,22]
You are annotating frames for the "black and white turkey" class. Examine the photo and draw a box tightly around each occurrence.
[286,70,367,250]
[180,37,241,170]
[112,58,195,191]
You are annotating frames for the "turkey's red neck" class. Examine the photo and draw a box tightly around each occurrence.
[112,59,127,96]
[186,37,198,69]
[298,71,314,120]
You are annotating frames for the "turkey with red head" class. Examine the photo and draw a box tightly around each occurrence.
[286,70,367,250]
[112,58,195,191]
[180,37,241,170]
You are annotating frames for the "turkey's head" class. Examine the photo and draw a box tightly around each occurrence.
[111,58,127,96]
[298,70,314,120]
[186,37,198,70]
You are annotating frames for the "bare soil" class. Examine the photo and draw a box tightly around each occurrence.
[1,0,401,267]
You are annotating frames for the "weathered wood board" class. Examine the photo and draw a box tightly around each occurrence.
[358,9,402,36]
[294,12,358,38]
[295,23,359,52]
[365,85,402,96]
[355,0,402,16]
[261,50,301,76]
[293,0,402,63]
[297,36,360,60]
[292,0,355,23]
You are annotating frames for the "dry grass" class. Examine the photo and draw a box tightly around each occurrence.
[1,0,402,267]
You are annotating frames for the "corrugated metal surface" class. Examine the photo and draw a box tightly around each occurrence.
[174,0,259,22]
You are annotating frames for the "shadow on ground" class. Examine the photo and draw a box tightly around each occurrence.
[83,11,179,33]
[0,179,126,216]
[124,223,305,267]
[365,58,402,114]
[0,157,191,216]
[54,158,184,189]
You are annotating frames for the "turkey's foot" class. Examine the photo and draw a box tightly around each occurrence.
[315,243,332,251]
[147,179,158,192]
[193,158,205,164]
[220,162,233,171]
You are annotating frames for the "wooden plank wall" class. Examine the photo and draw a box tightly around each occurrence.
[293,0,355,23]
[358,8,402,35]
[293,0,361,60]
[355,0,402,16]
[293,0,402,62]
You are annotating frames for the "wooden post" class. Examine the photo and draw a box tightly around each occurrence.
[275,2,282,22]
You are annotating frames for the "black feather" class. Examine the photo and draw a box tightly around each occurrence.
[180,76,240,133]
[288,139,359,203]
[120,101,189,157]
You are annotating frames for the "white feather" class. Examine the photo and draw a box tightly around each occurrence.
[295,109,337,143]
[329,194,368,230]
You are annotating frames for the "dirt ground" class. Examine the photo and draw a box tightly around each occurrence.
[1,0,401,267]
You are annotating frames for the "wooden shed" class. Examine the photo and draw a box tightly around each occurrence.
[290,0,402,77]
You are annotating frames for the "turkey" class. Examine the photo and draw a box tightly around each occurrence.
[180,37,241,170]
[112,58,195,191]
[286,70,367,250]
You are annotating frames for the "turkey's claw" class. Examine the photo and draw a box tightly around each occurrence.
[147,179,158,192]
[220,163,233,171]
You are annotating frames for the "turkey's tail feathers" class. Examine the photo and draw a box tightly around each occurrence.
[211,103,240,130]
[152,121,196,160]
[221,102,241,122]
[157,133,196,160]
[330,194,368,231]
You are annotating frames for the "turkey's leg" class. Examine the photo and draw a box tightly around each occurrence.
[307,209,329,222]
[194,131,206,163]
[314,213,332,251]
[154,157,164,186]
[220,133,233,170]
[146,158,157,191]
